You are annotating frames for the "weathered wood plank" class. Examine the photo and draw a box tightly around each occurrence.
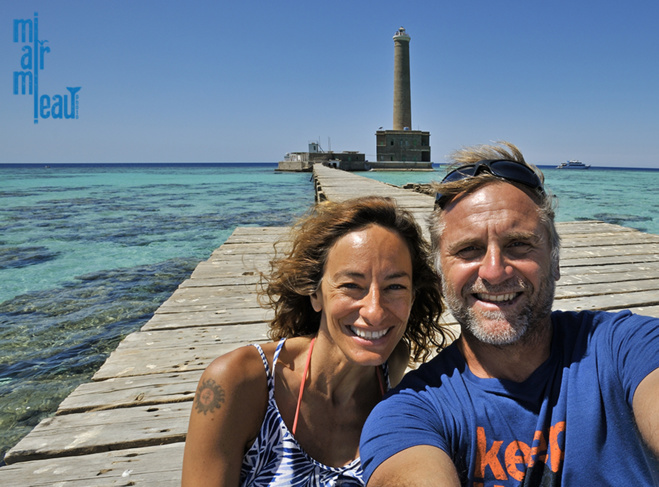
[559,260,659,276]
[178,275,262,287]
[560,233,659,246]
[92,340,265,380]
[554,289,659,311]
[558,265,659,282]
[142,307,273,330]
[557,253,659,267]
[58,371,201,414]
[555,278,659,298]
[611,305,659,318]
[0,443,184,487]
[4,403,192,464]
[162,284,261,301]
[156,292,262,313]
[560,243,659,259]
[126,323,270,350]
[555,221,644,234]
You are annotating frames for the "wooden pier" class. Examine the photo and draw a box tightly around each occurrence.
[1,164,658,485]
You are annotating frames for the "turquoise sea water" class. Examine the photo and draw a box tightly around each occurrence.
[1,162,658,463]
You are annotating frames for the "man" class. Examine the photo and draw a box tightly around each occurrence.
[360,141,659,486]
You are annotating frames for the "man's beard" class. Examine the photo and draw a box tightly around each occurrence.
[441,273,555,347]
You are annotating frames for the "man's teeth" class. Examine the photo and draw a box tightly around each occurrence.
[351,327,388,340]
[476,293,517,302]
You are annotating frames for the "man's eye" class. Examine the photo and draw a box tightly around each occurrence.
[456,246,480,259]
[508,241,533,253]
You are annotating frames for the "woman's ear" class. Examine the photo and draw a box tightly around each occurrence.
[310,290,322,312]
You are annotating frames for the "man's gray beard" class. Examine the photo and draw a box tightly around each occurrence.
[442,274,555,347]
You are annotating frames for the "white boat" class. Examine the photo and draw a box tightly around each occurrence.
[557,160,591,169]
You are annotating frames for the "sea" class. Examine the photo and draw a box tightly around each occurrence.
[1,162,658,463]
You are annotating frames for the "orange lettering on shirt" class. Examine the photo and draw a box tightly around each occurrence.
[475,426,507,480]
[505,440,530,481]
[529,429,548,468]
[548,421,565,472]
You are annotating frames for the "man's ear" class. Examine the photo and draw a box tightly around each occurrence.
[553,261,561,281]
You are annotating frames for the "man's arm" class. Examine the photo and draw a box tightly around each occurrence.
[633,367,659,459]
[366,445,461,487]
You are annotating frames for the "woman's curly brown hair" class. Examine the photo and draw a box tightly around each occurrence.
[258,196,451,362]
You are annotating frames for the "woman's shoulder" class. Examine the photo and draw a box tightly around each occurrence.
[202,342,277,387]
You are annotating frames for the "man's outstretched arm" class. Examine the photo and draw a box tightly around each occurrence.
[633,367,659,459]
[366,445,461,487]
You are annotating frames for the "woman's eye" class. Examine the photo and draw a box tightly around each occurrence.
[387,283,407,291]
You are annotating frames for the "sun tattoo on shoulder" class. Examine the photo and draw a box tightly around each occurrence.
[194,378,226,415]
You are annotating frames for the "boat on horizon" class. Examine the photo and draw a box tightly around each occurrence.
[557,160,591,169]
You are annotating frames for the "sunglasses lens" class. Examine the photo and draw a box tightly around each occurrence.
[441,165,476,184]
[489,160,541,188]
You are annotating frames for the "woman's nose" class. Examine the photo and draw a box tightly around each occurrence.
[359,286,386,325]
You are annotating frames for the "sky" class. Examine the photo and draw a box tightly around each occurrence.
[1,0,658,167]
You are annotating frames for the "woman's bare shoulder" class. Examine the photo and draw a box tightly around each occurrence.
[202,342,277,388]
[182,342,278,486]
[188,343,276,436]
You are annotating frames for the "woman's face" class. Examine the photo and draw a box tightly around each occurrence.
[311,224,414,366]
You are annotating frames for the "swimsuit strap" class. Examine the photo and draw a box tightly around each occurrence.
[292,336,315,436]
[272,337,286,365]
[252,338,286,400]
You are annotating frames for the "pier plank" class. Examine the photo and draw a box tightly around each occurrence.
[92,339,266,380]
[0,443,184,487]
[142,307,273,330]
[58,371,201,414]
[560,243,659,259]
[125,323,270,349]
[558,254,659,267]
[559,260,659,276]
[555,279,659,298]
[4,403,192,464]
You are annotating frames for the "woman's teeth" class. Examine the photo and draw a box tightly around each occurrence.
[350,327,388,340]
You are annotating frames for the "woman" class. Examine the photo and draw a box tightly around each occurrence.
[182,196,450,486]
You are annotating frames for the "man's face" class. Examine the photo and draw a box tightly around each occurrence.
[437,182,558,346]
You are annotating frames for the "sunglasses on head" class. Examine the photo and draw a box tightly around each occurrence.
[434,159,545,209]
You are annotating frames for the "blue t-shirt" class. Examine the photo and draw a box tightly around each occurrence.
[360,310,659,486]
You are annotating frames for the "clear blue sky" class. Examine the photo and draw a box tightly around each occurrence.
[2,0,658,167]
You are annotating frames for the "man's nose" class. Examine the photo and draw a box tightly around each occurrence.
[478,245,513,284]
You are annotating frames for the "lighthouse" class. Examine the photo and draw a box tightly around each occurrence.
[393,27,412,131]
[374,27,431,169]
